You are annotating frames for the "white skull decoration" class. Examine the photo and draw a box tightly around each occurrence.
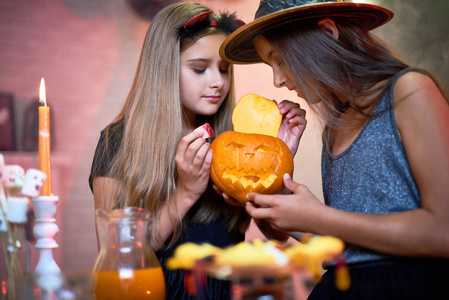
[3,165,25,190]
[22,169,47,198]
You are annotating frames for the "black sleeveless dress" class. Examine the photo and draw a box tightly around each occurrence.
[89,124,245,300]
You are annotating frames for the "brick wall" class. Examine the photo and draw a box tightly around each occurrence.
[0,0,149,272]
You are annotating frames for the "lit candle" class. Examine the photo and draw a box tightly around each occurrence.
[38,78,52,196]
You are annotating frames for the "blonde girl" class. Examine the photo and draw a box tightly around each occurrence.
[90,2,303,299]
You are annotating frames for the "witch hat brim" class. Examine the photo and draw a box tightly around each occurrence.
[220,2,393,64]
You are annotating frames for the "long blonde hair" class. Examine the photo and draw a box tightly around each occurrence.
[103,2,249,248]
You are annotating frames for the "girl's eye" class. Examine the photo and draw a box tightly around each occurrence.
[193,68,206,74]
[220,63,230,74]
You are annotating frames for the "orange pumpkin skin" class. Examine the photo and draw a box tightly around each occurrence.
[210,131,294,203]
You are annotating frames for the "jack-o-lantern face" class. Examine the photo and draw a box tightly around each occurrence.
[211,131,293,203]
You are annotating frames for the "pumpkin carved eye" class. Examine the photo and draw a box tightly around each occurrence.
[255,144,277,154]
[224,142,245,150]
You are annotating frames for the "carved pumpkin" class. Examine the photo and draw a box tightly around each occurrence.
[211,94,294,203]
[211,131,293,203]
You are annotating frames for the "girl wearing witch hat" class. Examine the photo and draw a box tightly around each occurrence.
[221,1,449,299]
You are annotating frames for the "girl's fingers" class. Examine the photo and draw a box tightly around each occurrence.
[246,193,272,207]
[278,100,300,113]
[183,136,208,164]
[245,199,271,219]
[222,193,245,207]
[192,141,210,167]
[283,173,297,191]
[285,107,306,120]
[176,130,203,159]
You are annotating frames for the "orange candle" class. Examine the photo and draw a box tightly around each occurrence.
[38,78,52,196]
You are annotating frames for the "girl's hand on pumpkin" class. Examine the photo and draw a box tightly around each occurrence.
[276,100,307,157]
[175,130,212,205]
[245,174,323,233]
[212,184,245,207]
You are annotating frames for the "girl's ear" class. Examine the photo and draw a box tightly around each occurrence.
[317,18,339,39]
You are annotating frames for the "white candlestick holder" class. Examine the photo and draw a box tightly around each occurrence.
[33,195,63,296]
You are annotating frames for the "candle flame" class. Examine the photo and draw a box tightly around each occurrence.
[39,77,47,107]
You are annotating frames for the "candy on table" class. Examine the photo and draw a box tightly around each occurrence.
[214,239,288,267]
[166,243,222,270]
[284,235,345,263]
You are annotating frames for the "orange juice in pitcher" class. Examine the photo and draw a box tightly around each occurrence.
[92,207,166,300]
[92,267,165,299]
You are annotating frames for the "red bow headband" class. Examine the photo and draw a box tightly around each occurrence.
[179,10,245,38]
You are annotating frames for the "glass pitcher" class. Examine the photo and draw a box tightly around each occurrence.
[91,207,166,300]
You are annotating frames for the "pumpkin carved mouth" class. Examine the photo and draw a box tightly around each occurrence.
[222,169,278,188]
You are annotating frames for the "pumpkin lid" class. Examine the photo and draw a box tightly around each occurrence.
[232,93,282,137]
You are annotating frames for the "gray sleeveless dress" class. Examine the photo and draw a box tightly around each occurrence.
[309,69,449,300]
[322,68,420,265]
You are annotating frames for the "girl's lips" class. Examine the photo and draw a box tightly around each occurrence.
[204,96,221,102]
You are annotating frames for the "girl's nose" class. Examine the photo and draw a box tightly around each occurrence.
[210,70,225,89]
[273,70,287,88]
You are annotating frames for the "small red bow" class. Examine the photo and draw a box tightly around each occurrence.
[184,11,214,30]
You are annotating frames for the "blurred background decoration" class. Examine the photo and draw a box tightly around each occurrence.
[0,0,447,278]
[127,0,182,20]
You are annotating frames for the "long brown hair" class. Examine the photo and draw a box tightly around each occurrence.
[103,2,250,248]
[261,17,410,152]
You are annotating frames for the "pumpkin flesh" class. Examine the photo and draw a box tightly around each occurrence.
[232,94,282,138]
